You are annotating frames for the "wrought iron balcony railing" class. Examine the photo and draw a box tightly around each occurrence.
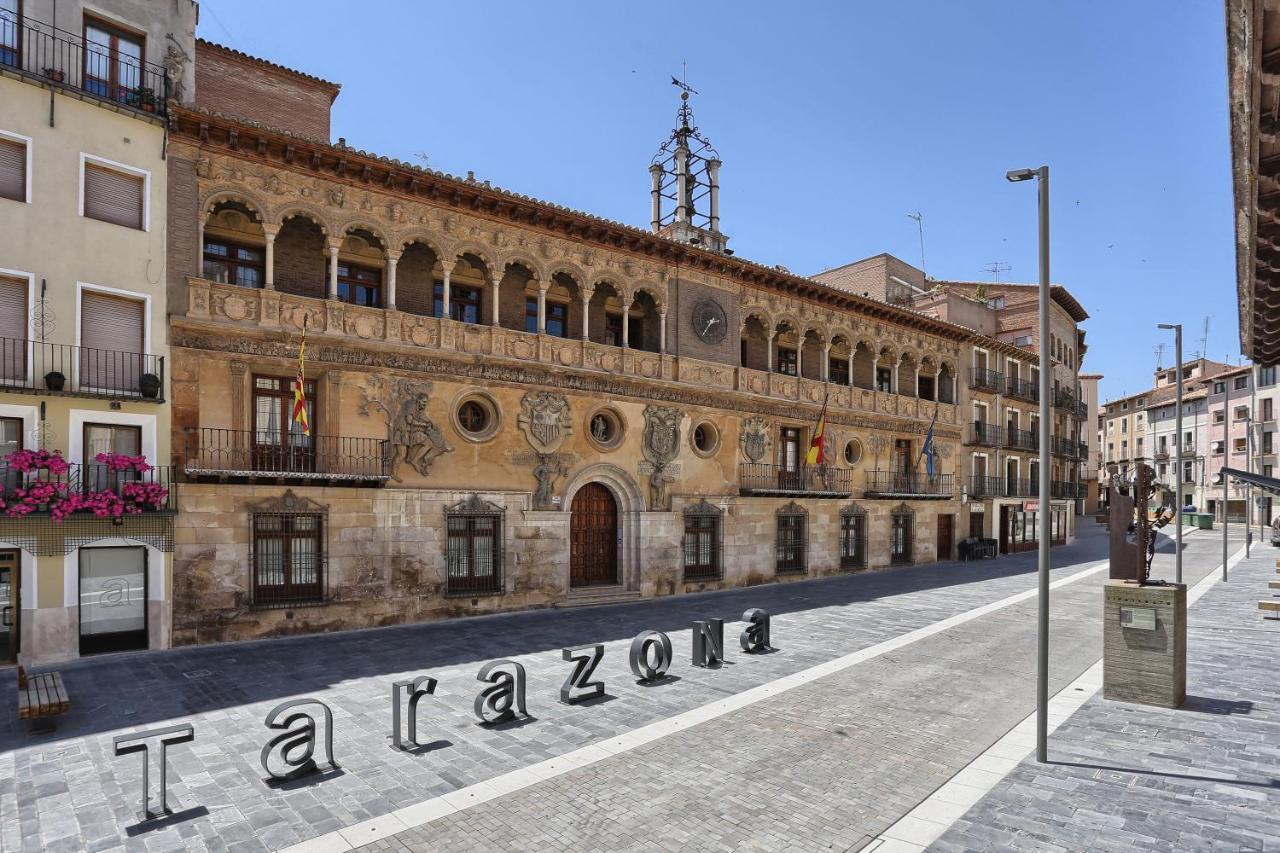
[0,462,177,515]
[969,368,1004,392]
[738,463,852,497]
[1051,436,1085,458]
[0,337,165,401]
[865,470,954,498]
[1154,449,1171,461]
[182,428,392,483]
[969,475,1006,498]
[1006,428,1038,451]
[1051,480,1083,500]
[969,422,1004,447]
[1005,376,1039,402]
[1006,478,1037,497]
[0,13,170,117]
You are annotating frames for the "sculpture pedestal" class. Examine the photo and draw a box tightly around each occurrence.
[1103,580,1186,708]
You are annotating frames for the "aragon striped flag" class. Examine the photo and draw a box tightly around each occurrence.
[291,320,311,437]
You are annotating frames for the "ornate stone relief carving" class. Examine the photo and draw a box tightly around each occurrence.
[739,416,771,463]
[517,391,575,510]
[245,489,328,514]
[359,377,452,480]
[642,405,684,511]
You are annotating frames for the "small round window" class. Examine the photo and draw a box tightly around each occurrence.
[452,392,500,442]
[843,438,863,466]
[459,401,488,434]
[691,421,720,456]
[587,407,624,451]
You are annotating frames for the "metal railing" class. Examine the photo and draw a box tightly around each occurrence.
[183,428,391,481]
[865,470,954,497]
[1052,390,1087,418]
[970,422,1004,446]
[1077,442,1089,459]
[1051,436,1083,458]
[0,13,169,117]
[1006,478,1037,497]
[1006,427,1038,451]
[1154,449,1171,461]
[969,475,1006,497]
[1051,480,1082,500]
[738,463,852,496]
[969,367,1003,392]
[1005,376,1039,402]
[0,337,165,401]
[0,462,177,514]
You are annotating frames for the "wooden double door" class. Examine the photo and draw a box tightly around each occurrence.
[570,483,618,587]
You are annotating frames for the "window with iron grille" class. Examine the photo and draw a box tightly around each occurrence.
[251,511,325,607]
[840,504,867,570]
[890,505,913,564]
[445,496,504,596]
[775,501,807,574]
[683,499,723,581]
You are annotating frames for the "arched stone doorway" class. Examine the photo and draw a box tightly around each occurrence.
[570,482,618,587]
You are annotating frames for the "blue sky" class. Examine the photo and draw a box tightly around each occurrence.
[198,1,1236,401]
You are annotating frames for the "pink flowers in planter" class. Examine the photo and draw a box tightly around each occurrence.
[2,449,169,520]
[6,448,71,475]
[94,452,152,473]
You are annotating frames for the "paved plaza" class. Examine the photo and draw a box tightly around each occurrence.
[1,521,1274,852]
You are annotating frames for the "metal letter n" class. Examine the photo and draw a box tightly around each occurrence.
[692,618,725,668]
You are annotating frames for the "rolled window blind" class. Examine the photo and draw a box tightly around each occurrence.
[0,137,24,202]
[0,276,27,381]
[80,291,144,390]
[83,162,144,229]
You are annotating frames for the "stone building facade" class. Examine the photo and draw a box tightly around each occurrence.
[161,46,1066,648]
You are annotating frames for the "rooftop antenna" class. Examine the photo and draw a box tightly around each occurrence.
[414,152,430,167]
[982,261,1012,283]
[907,212,926,279]
[1154,342,1166,371]
[1199,316,1211,363]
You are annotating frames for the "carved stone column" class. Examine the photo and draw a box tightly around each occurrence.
[229,360,247,430]
[795,341,803,378]
[491,269,502,326]
[326,240,341,300]
[848,350,855,387]
[581,288,593,341]
[822,342,831,382]
[441,265,453,317]
[659,309,668,355]
[262,224,278,291]
[767,330,775,372]
[536,280,548,334]
[385,251,400,310]
[621,296,632,348]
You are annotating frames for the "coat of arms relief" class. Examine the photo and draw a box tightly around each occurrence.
[739,416,772,464]
[518,391,574,510]
[642,405,684,511]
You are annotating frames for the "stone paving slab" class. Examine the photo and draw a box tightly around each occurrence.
[0,527,1122,852]
[930,542,1280,853]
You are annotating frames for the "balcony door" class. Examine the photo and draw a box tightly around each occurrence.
[253,375,316,474]
[80,290,144,394]
[778,426,802,490]
[83,422,141,491]
[0,0,20,68]
[84,16,144,105]
[0,274,27,383]
[79,546,147,655]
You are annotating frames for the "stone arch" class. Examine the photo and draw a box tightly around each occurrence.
[395,230,450,260]
[544,259,589,287]
[272,203,333,236]
[800,328,826,381]
[497,259,538,331]
[273,207,330,299]
[741,306,773,329]
[632,281,667,312]
[560,462,646,592]
[499,252,546,283]
[200,193,268,287]
[335,218,392,251]
[741,313,771,370]
[397,238,443,318]
[200,186,268,220]
[449,242,497,273]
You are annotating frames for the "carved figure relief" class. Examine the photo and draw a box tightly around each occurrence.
[519,391,573,455]
[360,378,452,480]
[739,416,771,463]
[642,405,684,510]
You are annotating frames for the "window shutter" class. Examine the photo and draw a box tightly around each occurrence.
[83,162,143,229]
[0,276,27,381]
[80,291,144,390]
[0,137,25,202]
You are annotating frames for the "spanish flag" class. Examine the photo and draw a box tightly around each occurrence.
[291,320,310,437]
[805,396,828,466]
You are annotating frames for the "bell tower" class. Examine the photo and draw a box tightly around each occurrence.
[650,76,728,253]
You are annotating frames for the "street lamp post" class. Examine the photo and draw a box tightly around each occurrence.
[1007,165,1051,764]
[1158,324,1183,583]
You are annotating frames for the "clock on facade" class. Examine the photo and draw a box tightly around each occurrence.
[692,298,727,344]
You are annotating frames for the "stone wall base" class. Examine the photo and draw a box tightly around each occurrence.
[1103,579,1186,708]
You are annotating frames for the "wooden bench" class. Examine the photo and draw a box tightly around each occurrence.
[16,666,69,732]
[1260,600,1280,619]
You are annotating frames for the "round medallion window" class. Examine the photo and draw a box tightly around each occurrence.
[586,407,624,451]
[451,391,501,442]
[843,438,863,466]
[691,421,720,456]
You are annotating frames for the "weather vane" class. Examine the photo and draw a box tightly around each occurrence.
[671,60,698,98]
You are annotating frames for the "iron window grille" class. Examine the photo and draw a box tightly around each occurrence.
[445,496,504,597]
[251,511,327,608]
[775,501,808,575]
[890,504,914,565]
[682,499,723,581]
[840,503,868,570]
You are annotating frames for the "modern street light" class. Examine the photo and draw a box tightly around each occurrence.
[1007,164,1051,764]
[1158,323,1183,583]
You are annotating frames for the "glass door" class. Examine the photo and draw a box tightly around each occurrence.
[778,427,802,490]
[79,546,147,655]
[83,422,141,492]
[253,375,315,473]
[84,17,144,105]
[0,549,17,664]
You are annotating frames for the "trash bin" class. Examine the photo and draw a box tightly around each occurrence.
[1181,512,1213,530]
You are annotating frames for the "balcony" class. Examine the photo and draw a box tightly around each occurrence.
[0,337,165,402]
[969,475,1006,498]
[1051,480,1083,500]
[1051,437,1086,459]
[182,428,392,485]
[1006,428,1039,451]
[0,462,177,515]
[1077,442,1089,459]
[0,14,169,118]
[1154,449,1170,462]
[1053,390,1088,419]
[864,470,954,499]
[969,422,1005,447]
[1005,376,1039,403]
[969,368,1004,393]
[1006,478,1037,498]
[738,463,852,497]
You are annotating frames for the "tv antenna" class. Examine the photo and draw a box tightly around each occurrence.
[982,261,1012,283]
[907,212,926,279]
[1198,316,1210,362]
[1154,342,1165,371]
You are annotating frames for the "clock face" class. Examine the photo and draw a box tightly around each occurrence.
[692,298,727,344]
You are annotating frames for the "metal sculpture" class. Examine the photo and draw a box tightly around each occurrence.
[629,629,673,682]
[113,723,195,821]
[1108,463,1172,584]
[691,618,725,668]
[559,644,605,704]
[391,675,437,750]
[474,660,528,725]
[261,698,337,781]
[739,608,771,653]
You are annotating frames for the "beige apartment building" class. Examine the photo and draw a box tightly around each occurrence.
[0,0,197,664]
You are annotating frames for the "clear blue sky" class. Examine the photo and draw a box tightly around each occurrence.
[198,1,1235,402]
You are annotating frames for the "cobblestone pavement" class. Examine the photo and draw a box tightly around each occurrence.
[930,539,1280,853]
[342,526,1229,853]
